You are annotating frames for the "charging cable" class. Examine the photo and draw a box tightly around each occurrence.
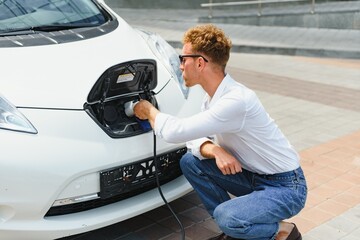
[153,131,185,240]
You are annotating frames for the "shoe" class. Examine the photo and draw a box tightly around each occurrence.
[286,223,302,240]
[207,232,241,240]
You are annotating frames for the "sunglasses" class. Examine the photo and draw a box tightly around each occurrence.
[179,54,209,63]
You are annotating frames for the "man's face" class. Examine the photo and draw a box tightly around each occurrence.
[180,43,201,88]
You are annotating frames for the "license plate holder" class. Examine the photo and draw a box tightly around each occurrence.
[99,147,187,199]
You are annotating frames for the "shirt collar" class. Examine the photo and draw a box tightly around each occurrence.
[207,74,232,107]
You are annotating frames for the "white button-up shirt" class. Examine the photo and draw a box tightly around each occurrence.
[154,74,299,174]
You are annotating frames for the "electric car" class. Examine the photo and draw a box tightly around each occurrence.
[0,0,204,239]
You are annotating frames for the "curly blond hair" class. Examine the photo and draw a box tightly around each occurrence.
[182,24,232,69]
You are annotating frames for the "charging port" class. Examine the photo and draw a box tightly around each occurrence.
[84,60,157,138]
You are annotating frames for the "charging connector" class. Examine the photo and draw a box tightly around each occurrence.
[124,100,152,131]
[124,100,139,117]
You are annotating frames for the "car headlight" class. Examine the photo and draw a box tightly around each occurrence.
[137,29,189,99]
[0,94,37,134]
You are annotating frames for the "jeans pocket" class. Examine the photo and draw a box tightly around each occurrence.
[290,181,307,215]
[298,183,308,208]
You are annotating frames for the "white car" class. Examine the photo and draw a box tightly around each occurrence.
[0,1,204,239]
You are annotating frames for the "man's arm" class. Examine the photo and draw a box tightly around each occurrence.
[200,141,242,175]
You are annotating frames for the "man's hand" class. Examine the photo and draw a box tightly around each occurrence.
[133,100,160,128]
[200,141,242,175]
[214,147,242,175]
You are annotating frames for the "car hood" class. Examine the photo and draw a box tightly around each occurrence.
[0,21,163,109]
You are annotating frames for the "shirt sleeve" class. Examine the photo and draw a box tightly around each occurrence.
[186,137,214,160]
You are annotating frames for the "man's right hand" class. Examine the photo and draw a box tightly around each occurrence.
[200,142,242,175]
[133,100,159,128]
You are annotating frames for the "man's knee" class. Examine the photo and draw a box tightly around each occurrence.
[179,152,197,172]
[213,204,231,229]
[180,153,208,181]
[213,203,250,235]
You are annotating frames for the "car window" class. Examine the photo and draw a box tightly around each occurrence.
[0,0,108,33]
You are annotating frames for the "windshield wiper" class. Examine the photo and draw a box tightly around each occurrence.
[30,23,97,32]
[0,23,97,36]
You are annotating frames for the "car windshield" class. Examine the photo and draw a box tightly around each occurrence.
[0,0,108,34]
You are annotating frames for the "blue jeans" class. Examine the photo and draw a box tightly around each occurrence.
[180,153,307,240]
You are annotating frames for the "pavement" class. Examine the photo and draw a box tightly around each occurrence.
[62,1,360,240]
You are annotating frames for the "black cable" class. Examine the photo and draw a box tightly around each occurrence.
[153,131,185,240]
[154,78,171,96]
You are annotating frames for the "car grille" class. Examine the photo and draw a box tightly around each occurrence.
[45,147,187,217]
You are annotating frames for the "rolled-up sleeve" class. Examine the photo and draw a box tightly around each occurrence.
[186,137,213,160]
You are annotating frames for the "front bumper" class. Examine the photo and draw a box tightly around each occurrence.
[1,177,192,240]
[47,146,187,216]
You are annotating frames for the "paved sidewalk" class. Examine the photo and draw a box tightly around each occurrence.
[62,2,360,239]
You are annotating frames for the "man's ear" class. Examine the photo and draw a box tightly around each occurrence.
[198,58,205,70]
